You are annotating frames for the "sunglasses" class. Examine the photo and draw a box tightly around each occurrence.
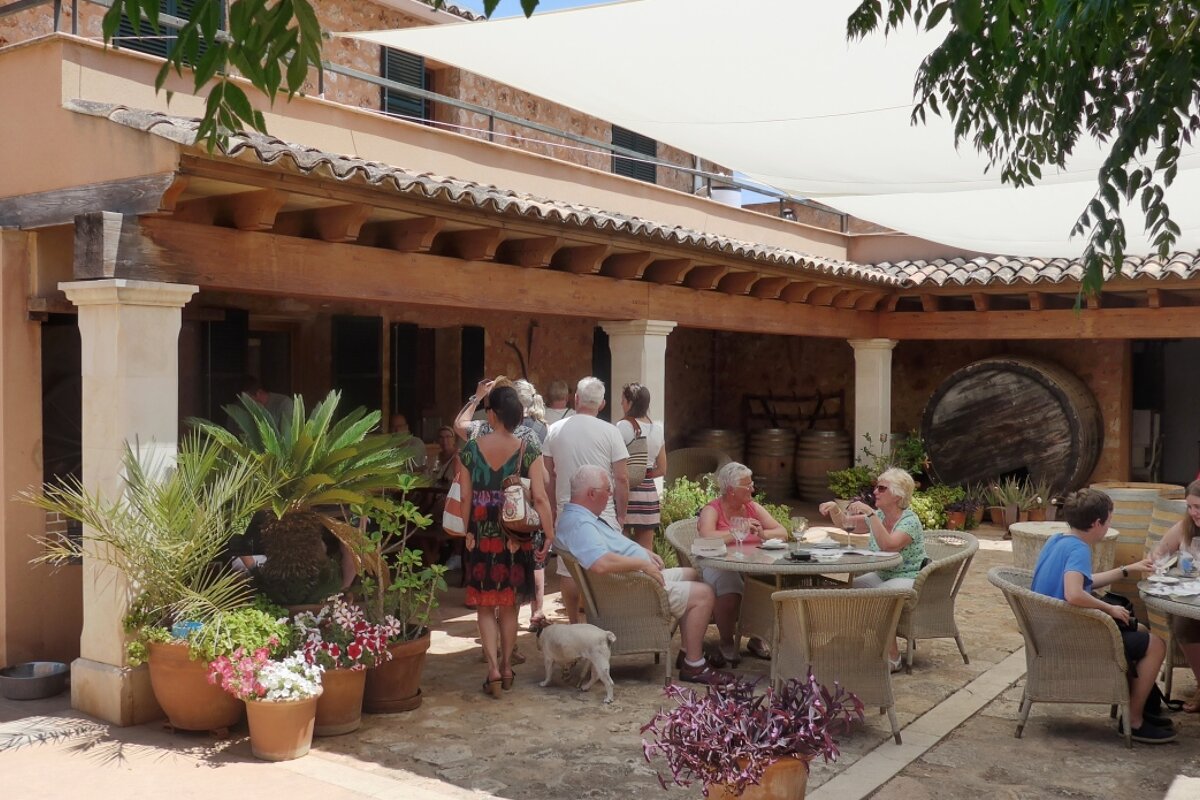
[873,484,889,493]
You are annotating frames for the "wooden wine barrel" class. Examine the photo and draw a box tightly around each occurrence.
[689,428,745,464]
[1090,481,1185,500]
[1095,486,1159,620]
[921,357,1102,491]
[747,428,796,503]
[794,430,852,502]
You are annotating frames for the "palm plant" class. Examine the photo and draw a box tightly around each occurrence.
[191,390,423,605]
[22,432,275,642]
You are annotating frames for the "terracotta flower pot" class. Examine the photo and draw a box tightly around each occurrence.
[1027,508,1047,522]
[716,757,810,800]
[245,694,319,761]
[146,641,243,733]
[364,633,431,714]
[946,511,966,531]
[988,506,1007,525]
[314,667,366,736]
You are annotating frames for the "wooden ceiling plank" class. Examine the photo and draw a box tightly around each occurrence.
[716,271,760,295]
[601,251,656,280]
[642,258,693,285]
[496,236,563,268]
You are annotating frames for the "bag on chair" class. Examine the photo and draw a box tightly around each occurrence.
[624,418,649,486]
[501,440,540,542]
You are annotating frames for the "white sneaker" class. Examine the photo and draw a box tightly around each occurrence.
[446,554,463,571]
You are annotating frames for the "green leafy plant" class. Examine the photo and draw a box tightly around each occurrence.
[827,465,874,500]
[660,476,718,529]
[1026,476,1055,511]
[909,484,964,530]
[191,389,423,605]
[828,431,928,500]
[24,432,276,661]
[352,475,447,642]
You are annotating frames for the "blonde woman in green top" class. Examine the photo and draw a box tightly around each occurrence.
[819,467,925,669]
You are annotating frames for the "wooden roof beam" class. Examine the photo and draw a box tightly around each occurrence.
[437,227,507,261]
[778,281,818,303]
[362,216,445,252]
[1027,292,1044,311]
[852,291,888,311]
[749,276,791,300]
[643,258,693,285]
[552,244,611,274]
[806,286,843,307]
[716,271,760,296]
[920,294,940,312]
[682,264,730,290]
[175,189,289,231]
[971,293,990,312]
[601,252,656,280]
[496,236,563,268]
[311,203,373,243]
[833,290,867,309]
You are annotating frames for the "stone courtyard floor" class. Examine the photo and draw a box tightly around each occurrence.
[5,516,1200,799]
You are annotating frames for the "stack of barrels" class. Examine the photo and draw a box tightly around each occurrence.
[795,430,853,502]
[1093,481,1186,621]
[688,429,745,464]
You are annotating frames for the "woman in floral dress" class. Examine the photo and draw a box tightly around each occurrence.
[456,385,555,697]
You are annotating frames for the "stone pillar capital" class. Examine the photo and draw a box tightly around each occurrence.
[848,338,898,352]
[599,319,678,339]
[60,279,197,309]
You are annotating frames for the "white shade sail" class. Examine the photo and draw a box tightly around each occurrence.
[345,0,1200,257]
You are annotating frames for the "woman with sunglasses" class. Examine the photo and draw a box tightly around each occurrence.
[697,461,787,665]
[819,467,925,670]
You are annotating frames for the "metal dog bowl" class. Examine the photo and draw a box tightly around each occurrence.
[0,661,70,700]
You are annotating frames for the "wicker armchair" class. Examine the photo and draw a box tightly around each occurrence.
[1143,497,1188,699]
[665,447,731,487]
[664,518,699,569]
[557,550,677,684]
[896,531,978,673]
[987,566,1132,747]
[771,586,913,744]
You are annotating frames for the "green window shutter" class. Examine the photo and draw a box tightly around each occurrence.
[115,0,221,64]
[382,48,427,120]
[612,125,657,184]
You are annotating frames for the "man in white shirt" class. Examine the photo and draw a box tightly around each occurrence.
[543,376,629,622]
[542,379,575,424]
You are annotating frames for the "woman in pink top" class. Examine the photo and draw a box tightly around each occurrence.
[697,462,786,665]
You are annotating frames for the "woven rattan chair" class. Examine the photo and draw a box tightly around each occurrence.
[987,566,1132,748]
[1143,496,1188,699]
[771,586,913,744]
[665,447,731,487]
[896,531,978,673]
[664,518,699,569]
[557,550,677,684]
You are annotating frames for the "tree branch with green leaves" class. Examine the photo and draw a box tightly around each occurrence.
[848,1,1200,295]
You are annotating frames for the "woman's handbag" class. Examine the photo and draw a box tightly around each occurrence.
[442,458,467,537]
[501,440,540,542]
[625,418,649,486]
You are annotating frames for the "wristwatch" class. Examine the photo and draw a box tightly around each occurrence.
[466,394,477,404]
[1121,566,1129,578]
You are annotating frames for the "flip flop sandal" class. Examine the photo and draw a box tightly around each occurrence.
[1183,689,1200,713]
[747,638,772,660]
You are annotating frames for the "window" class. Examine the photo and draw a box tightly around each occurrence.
[382,48,430,121]
[612,125,657,184]
[115,0,219,62]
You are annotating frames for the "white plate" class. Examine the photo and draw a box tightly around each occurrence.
[1148,575,1180,584]
[1144,586,1174,597]
[759,541,787,550]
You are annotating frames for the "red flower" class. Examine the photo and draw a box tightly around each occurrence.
[347,642,363,661]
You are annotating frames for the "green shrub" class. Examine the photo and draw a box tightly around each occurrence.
[661,476,718,529]
[909,484,965,530]
[827,465,874,500]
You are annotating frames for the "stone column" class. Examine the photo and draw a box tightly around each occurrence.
[59,278,197,726]
[849,338,898,458]
[599,320,677,428]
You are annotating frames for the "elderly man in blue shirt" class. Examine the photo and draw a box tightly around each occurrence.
[555,464,728,684]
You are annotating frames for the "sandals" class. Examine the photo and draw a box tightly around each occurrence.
[1184,689,1200,713]
[501,670,515,691]
[482,676,502,698]
[678,662,735,686]
[718,643,742,668]
[747,637,772,660]
[889,655,904,673]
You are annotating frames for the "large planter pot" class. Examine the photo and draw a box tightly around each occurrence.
[716,757,810,800]
[364,633,431,714]
[314,667,366,736]
[1027,508,1047,522]
[945,511,966,531]
[245,694,319,761]
[146,641,243,733]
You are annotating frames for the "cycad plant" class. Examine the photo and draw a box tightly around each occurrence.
[23,432,275,646]
[191,390,422,605]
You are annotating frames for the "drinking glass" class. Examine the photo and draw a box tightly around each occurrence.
[730,517,749,557]
[791,516,809,541]
[1153,552,1173,578]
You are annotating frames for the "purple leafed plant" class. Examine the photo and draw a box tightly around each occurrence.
[641,671,863,797]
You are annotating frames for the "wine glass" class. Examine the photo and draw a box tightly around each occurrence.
[730,516,749,557]
[1153,552,1173,578]
[790,516,808,553]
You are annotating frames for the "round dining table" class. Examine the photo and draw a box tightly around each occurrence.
[693,544,903,590]
[1140,584,1200,622]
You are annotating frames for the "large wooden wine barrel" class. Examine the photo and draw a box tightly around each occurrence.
[747,428,796,503]
[689,429,745,464]
[794,430,852,502]
[921,357,1102,491]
